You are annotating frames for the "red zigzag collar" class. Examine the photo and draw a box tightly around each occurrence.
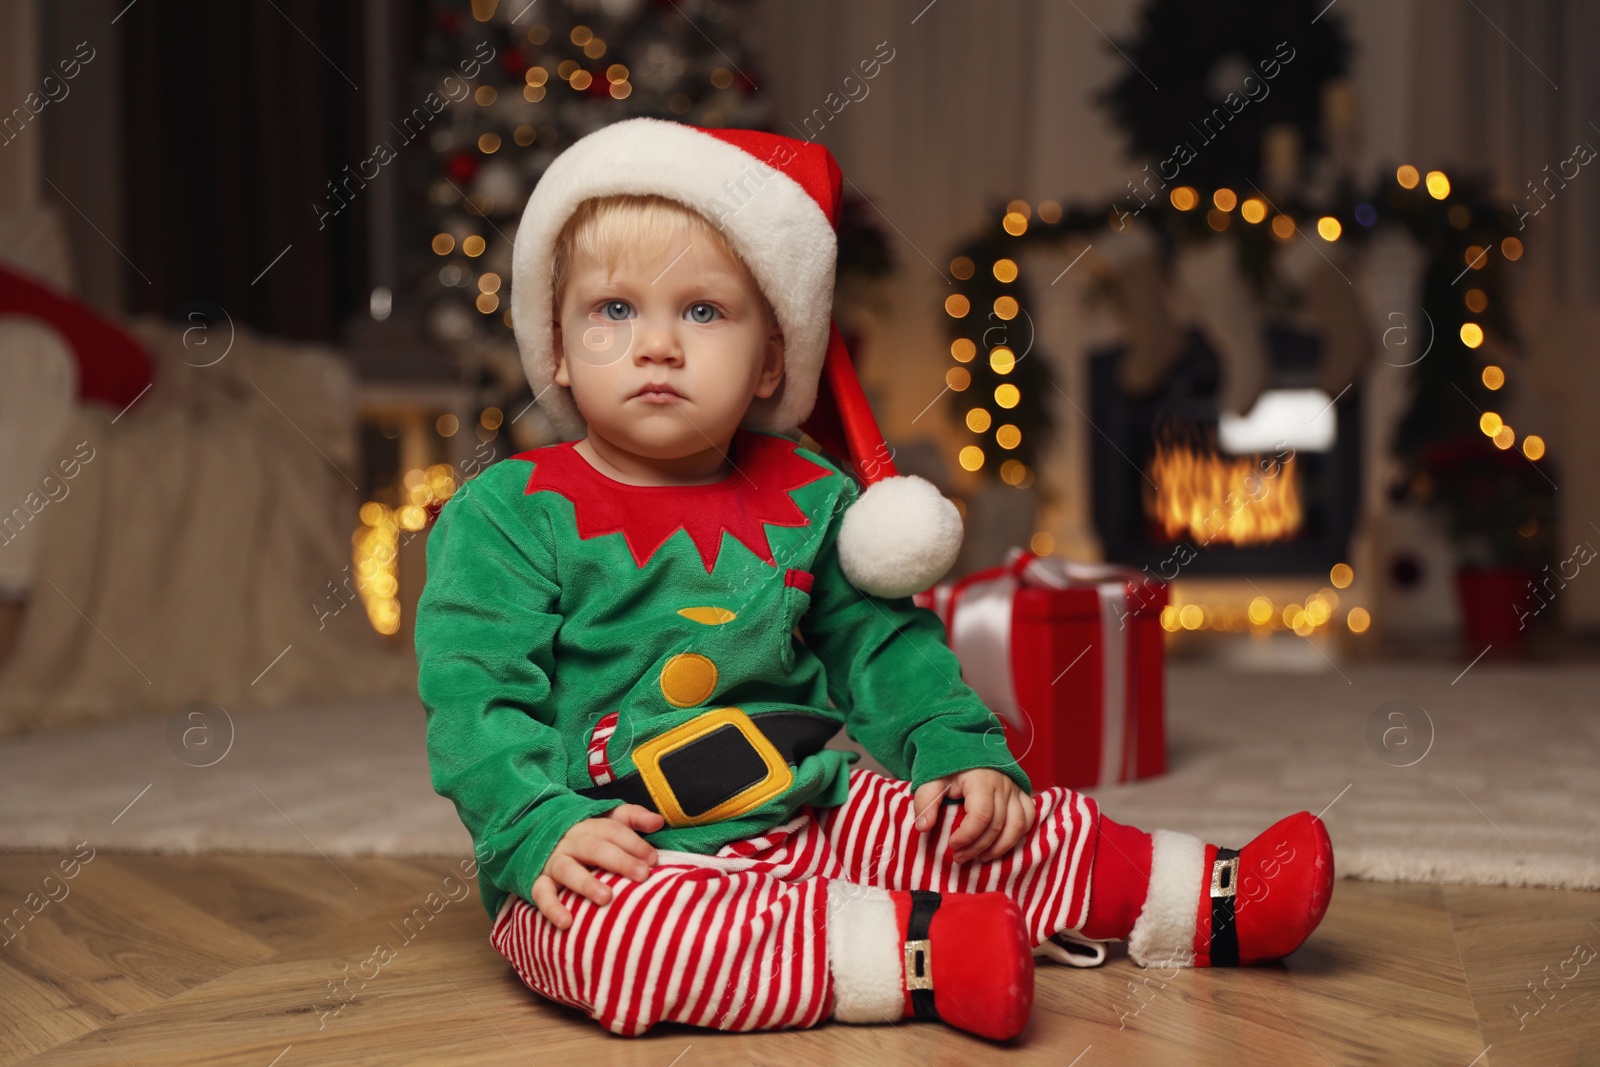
[519,430,831,572]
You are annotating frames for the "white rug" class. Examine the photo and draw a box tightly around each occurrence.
[0,664,1595,890]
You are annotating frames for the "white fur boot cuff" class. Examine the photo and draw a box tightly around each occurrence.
[826,885,903,1023]
[1126,829,1206,968]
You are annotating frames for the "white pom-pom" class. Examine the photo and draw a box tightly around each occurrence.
[837,475,963,598]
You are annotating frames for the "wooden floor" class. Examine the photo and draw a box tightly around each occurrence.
[2,851,1597,1067]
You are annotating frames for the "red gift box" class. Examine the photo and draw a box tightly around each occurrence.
[916,549,1168,791]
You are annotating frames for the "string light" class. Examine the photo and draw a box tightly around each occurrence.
[1482,365,1504,389]
[1460,323,1484,348]
[1523,434,1546,460]
[1155,591,1368,635]
[1240,198,1267,224]
[1479,411,1502,436]
[1170,187,1199,211]
[1316,216,1342,241]
[1425,170,1451,199]
[944,294,970,317]
[1213,189,1238,211]
[1396,165,1420,189]
[353,465,460,637]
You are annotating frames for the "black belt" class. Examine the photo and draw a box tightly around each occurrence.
[578,710,838,825]
[906,890,941,1021]
[1209,846,1241,967]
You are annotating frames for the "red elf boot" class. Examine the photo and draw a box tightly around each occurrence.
[827,887,1033,1040]
[1126,812,1335,968]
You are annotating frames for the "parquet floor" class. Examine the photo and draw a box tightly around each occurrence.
[2,851,1597,1066]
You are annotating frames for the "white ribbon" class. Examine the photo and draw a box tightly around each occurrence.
[945,551,1136,787]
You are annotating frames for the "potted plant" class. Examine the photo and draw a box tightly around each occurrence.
[1406,435,1555,654]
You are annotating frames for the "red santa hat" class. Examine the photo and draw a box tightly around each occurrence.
[509,117,962,599]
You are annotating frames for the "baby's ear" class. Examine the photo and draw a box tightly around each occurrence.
[552,322,571,387]
[754,318,785,399]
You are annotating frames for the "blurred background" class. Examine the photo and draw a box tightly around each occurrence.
[3,0,1599,732]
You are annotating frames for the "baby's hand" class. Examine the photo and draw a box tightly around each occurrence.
[912,769,1036,864]
[531,804,665,929]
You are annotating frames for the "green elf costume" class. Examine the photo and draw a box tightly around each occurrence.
[416,117,1335,1042]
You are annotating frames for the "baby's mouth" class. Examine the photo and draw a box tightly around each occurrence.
[632,382,686,401]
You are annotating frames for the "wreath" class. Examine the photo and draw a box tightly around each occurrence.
[1099,0,1352,190]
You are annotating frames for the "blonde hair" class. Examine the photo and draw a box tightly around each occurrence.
[549,194,774,325]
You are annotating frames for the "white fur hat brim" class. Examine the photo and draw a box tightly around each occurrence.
[509,117,838,441]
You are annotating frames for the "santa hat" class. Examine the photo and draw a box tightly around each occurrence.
[509,117,962,599]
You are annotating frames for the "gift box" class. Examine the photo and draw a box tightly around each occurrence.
[915,549,1167,790]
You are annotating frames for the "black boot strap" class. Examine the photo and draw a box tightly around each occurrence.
[905,890,940,1021]
[1209,847,1241,967]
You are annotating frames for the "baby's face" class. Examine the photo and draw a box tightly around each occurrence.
[553,224,784,461]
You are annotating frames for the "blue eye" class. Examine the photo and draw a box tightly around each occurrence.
[600,300,633,321]
[685,303,719,324]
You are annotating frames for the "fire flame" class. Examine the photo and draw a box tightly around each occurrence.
[1144,439,1303,545]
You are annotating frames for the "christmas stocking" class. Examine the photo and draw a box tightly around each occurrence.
[1094,224,1186,399]
[1279,238,1374,399]
[1358,229,1428,375]
[1173,236,1271,417]
[1057,811,1334,968]
[827,888,1034,1040]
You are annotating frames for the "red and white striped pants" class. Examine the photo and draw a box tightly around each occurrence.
[489,769,1100,1036]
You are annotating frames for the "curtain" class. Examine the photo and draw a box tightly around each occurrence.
[120,0,370,342]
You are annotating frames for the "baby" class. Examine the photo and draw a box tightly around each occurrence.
[415,118,1334,1041]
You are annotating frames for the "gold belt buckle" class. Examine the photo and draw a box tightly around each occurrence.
[630,706,793,828]
[1211,855,1239,898]
[904,939,933,991]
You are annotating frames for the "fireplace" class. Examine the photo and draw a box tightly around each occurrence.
[1089,329,1362,576]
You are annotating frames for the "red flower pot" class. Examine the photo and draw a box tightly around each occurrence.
[1455,567,1537,658]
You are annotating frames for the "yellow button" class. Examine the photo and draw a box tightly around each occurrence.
[660,652,718,707]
